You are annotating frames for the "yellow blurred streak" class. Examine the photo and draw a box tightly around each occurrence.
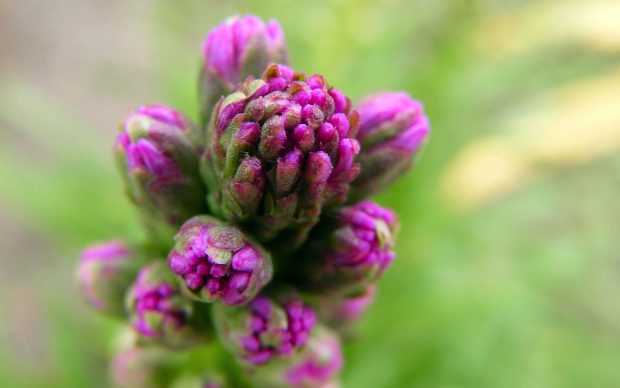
[476,0,620,57]
[442,66,620,209]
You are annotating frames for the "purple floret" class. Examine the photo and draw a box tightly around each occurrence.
[132,282,185,338]
[298,200,399,295]
[284,328,343,388]
[330,200,397,272]
[78,240,139,314]
[126,262,194,344]
[115,104,206,230]
[203,15,286,88]
[168,215,272,306]
[351,91,430,199]
[238,296,317,365]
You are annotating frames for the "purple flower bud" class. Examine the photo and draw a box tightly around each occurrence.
[250,326,343,388]
[77,240,144,316]
[202,64,360,251]
[126,261,204,348]
[296,201,398,296]
[115,105,207,242]
[282,327,343,388]
[351,92,430,199]
[110,346,170,388]
[200,15,288,126]
[168,215,273,306]
[318,285,376,328]
[213,294,317,365]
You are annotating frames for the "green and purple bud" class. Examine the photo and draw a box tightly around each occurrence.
[202,64,360,251]
[126,261,205,348]
[350,92,429,200]
[214,294,317,365]
[168,215,273,306]
[115,104,207,242]
[77,240,145,316]
[252,326,343,388]
[200,15,288,126]
[297,201,398,296]
[317,285,376,328]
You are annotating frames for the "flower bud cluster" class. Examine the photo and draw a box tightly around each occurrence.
[78,13,428,387]
[202,63,361,251]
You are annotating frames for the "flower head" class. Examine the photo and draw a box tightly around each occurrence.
[214,294,317,365]
[350,92,429,199]
[296,200,398,295]
[115,104,207,241]
[200,15,288,125]
[168,215,273,306]
[202,64,360,251]
[251,326,343,388]
[77,240,144,316]
[282,327,343,388]
[126,261,203,347]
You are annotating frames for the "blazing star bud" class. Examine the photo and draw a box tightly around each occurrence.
[115,104,207,242]
[317,285,376,328]
[213,294,317,365]
[168,215,273,306]
[126,261,205,348]
[202,64,360,251]
[110,345,172,388]
[350,92,430,200]
[200,15,288,126]
[251,326,343,388]
[281,327,343,388]
[296,201,398,296]
[77,240,145,316]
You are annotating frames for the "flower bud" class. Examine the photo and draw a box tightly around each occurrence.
[317,285,376,328]
[350,92,429,200]
[202,64,360,252]
[168,215,273,306]
[126,261,206,348]
[115,105,207,242]
[110,345,172,388]
[213,294,317,365]
[251,326,343,388]
[295,201,398,296]
[77,240,145,316]
[200,15,288,126]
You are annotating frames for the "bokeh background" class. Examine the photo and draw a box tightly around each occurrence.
[1,0,619,386]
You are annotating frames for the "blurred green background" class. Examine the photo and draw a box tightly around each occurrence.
[1,0,620,386]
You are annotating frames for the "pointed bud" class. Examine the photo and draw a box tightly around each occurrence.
[200,15,288,126]
[77,240,145,316]
[213,293,317,365]
[295,201,398,296]
[115,105,207,242]
[168,215,273,306]
[202,64,360,252]
[251,326,343,388]
[351,92,430,200]
[126,261,206,348]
